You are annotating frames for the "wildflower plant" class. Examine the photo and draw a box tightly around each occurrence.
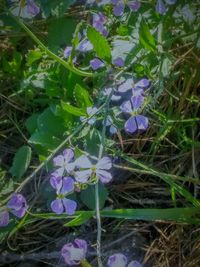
[1,0,199,267]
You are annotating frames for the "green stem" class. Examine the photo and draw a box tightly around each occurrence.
[7,10,93,77]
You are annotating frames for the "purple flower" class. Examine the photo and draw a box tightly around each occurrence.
[76,39,93,52]
[53,149,75,176]
[107,253,143,267]
[61,239,87,265]
[0,211,9,227]
[112,57,124,67]
[118,78,149,94]
[105,115,117,134]
[103,87,121,101]
[7,193,28,218]
[10,0,40,18]
[120,95,148,134]
[50,176,77,215]
[64,46,72,58]
[112,0,140,16]
[75,156,112,183]
[80,107,98,125]
[156,0,166,14]
[27,0,40,16]
[93,12,109,37]
[90,58,105,70]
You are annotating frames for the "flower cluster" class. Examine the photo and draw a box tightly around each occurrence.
[107,253,143,267]
[50,149,112,215]
[0,193,28,227]
[61,239,143,266]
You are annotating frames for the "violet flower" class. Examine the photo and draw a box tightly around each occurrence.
[112,0,140,16]
[103,87,121,101]
[50,176,77,215]
[76,39,93,52]
[53,149,75,177]
[105,115,117,134]
[93,12,109,37]
[118,78,149,94]
[10,0,40,18]
[155,0,166,14]
[75,155,112,183]
[27,0,40,16]
[63,46,72,59]
[0,210,9,227]
[80,107,98,125]
[90,58,105,70]
[120,95,148,134]
[107,253,143,267]
[61,239,87,265]
[112,57,125,67]
[7,193,28,218]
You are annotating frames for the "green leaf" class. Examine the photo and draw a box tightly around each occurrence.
[101,208,200,224]
[87,26,111,62]
[61,101,86,116]
[39,0,75,17]
[64,211,94,227]
[139,20,156,52]
[9,146,32,180]
[74,84,92,108]
[26,49,43,66]
[37,108,66,136]
[80,183,108,210]
[29,131,60,149]
[48,17,77,52]
[25,113,39,134]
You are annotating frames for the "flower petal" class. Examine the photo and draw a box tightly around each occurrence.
[127,261,143,267]
[156,0,166,15]
[90,58,105,70]
[113,57,124,67]
[96,157,112,170]
[76,39,93,52]
[27,0,40,16]
[11,207,27,218]
[62,198,77,215]
[50,175,62,193]
[61,177,74,194]
[128,1,141,11]
[63,149,74,162]
[125,116,137,133]
[61,243,85,265]
[120,100,132,114]
[74,239,88,253]
[107,253,128,267]
[96,169,112,183]
[113,2,125,16]
[135,115,149,130]
[75,155,93,169]
[7,193,27,211]
[64,46,72,58]
[135,78,150,88]
[51,199,64,214]
[110,125,118,134]
[74,170,92,183]
[53,155,64,167]
[131,95,144,111]
[118,78,133,92]
[0,211,9,227]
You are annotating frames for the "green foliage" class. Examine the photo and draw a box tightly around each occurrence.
[74,84,92,108]
[87,26,111,62]
[80,183,108,210]
[139,20,156,52]
[9,146,32,180]
[38,0,75,17]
